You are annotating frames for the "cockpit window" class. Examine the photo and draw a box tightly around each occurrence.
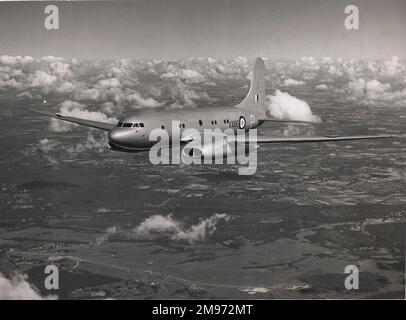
[133,123,139,127]
[117,122,123,127]
[139,123,144,127]
[123,123,133,128]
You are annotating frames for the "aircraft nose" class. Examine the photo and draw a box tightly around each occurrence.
[108,128,129,145]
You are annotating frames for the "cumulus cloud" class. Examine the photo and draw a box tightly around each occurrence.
[344,76,405,105]
[163,78,211,109]
[0,55,33,66]
[282,78,305,86]
[29,71,58,89]
[66,131,107,154]
[126,91,162,108]
[97,77,121,88]
[346,77,366,96]
[2,55,406,114]
[0,273,56,300]
[380,56,404,78]
[97,213,231,245]
[27,131,108,165]
[56,82,75,94]
[267,90,321,123]
[365,79,391,94]
[315,84,328,90]
[50,100,118,132]
[38,138,60,153]
[73,88,100,101]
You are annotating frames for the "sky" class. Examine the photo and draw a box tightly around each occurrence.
[0,0,405,59]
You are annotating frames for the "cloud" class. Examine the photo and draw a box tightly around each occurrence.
[267,90,321,123]
[38,138,60,153]
[2,55,405,114]
[50,100,118,132]
[365,79,391,94]
[315,84,328,90]
[283,78,305,86]
[66,131,107,154]
[126,91,162,108]
[49,61,72,78]
[163,78,212,109]
[73,88,100,101]
[160,65,206,84]
[0,273,56,300]
[97,213,231,244]
[0,55,33,66]
[56,82,75,94]
[346,77,366,96]
[29,71,58,89]
[380,56,404,78]
[97,77,121,88]
[26,132,108,166]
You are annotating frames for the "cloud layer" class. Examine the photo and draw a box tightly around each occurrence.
[2,54,404,115]
[4,55,403,160]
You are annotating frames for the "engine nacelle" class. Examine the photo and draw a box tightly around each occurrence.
[182,139,231,159]
[182,140,258,159]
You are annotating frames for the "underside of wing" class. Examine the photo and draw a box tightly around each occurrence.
[33,110,116,131]
[237,134,397,144]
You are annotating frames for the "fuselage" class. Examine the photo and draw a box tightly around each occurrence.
[107,106,264,152]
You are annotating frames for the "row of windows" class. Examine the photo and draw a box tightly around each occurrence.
[118,119,232,130]
[117,122,145,128]
[209,119,230,125]
[162,120,230,130]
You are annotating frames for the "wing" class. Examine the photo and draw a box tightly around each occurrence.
[33,110,116,131]
[238,134,397,144]
[259,118,319,125]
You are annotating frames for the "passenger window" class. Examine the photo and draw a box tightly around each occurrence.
[199,120,203,126]
[214,120,217,125]
[161,125,165,129]
[255,94,259,102]
[182,123,185,128]
[123,123,132,128]
[227,119,229,123]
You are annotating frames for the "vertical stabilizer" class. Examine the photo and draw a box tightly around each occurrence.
[238,57,266,115]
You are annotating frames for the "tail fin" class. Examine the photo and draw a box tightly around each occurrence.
[238,57,266,115]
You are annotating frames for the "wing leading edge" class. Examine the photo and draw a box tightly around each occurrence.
[238,134,396,144]
[33,110,115,131]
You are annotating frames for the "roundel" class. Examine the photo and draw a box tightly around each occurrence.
[239,116,246,129]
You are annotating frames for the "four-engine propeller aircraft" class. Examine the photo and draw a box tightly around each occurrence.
[35,57,396,156]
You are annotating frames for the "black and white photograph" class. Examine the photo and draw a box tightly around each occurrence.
[0,0,405,304]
